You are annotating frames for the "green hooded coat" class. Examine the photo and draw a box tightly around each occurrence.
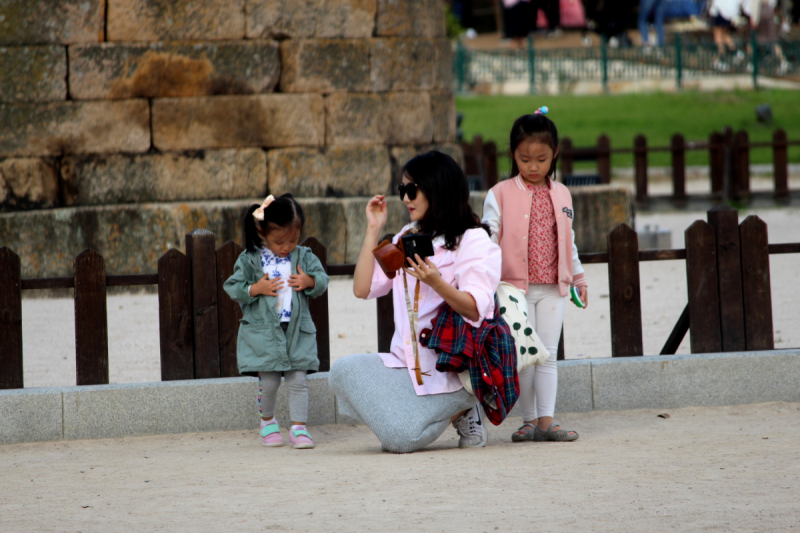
[223,246,329,373]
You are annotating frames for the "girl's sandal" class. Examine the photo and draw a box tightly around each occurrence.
[536,423,579,442]
[511,423,538,442]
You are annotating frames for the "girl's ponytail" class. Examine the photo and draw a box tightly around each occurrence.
[244,204,264,253]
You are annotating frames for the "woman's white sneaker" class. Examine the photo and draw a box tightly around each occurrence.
[453,403,488,448]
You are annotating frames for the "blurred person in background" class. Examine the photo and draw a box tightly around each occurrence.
[503,0,535,48]
[594,0,636,47]
[638,0,667,47]
[542,0,563,36]
[708,0,744,70]
[742,0,789,72]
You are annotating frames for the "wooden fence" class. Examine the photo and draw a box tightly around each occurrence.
[462,136,499,191]
[463,128,799,205]
[1,206,798,390]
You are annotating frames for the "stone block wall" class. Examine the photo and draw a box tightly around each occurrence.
[0,0,459,213]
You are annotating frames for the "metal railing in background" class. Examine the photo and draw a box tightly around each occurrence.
[454,33,800,93]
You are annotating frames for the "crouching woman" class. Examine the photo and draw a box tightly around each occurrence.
[329,151,502,453]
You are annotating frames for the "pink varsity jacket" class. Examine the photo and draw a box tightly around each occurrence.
[482,176,587,296]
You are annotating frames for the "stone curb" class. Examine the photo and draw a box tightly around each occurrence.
[3,349,798,445]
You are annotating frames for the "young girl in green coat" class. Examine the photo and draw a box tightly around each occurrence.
[224,194,329,449]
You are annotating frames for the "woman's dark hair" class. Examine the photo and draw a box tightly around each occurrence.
[244,193,305,252]
[509,113,560,179]
[402,151,490,251]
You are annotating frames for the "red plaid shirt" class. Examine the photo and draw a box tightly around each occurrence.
[420,300,519,426]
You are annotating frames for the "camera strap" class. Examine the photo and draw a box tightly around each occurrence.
[402,271,427,385]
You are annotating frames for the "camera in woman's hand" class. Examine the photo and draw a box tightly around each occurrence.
[373,233,434,279]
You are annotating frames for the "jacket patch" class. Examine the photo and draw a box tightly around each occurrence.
[562,207,573,219]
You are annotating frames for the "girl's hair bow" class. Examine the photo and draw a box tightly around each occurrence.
[252,195,275,221]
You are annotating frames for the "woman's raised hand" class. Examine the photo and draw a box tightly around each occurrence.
[366,194,388,230]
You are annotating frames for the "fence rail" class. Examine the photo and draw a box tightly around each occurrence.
[462,127,800,206]
[1,210,798,390]
[454,34,800,93]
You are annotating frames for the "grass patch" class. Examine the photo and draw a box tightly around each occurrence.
[456,89,800,176]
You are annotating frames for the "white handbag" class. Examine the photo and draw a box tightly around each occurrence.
[496,282,549,369]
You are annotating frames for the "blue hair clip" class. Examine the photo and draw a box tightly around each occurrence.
[535,106,549,115]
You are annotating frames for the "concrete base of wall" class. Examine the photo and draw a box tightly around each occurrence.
[0,187,632,279]
[3,349,798,445]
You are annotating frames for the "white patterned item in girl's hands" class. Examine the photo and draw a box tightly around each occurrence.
[497,282,548,369]
[260,247,293,322]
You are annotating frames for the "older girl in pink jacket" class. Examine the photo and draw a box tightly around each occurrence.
[483,109,587,442]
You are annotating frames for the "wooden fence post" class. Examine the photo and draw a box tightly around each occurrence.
[0,248,23,390]
[462,139,478,176]
[707,206,746,352]
[671,133,686,202]
[734,130,750,198]
[685,221,722,353]
[597,134,611,184]
[739,216,774,350]
[607,224,643,356]
[773,128,788,199]
[158,248,194,381]
[186,229,221,379]
[560,137,574,177]
[216,241,244,378]
[634,134,648,204]
[302,237,331,373]
[464,136,483,177]
[721,127,734,201]
[484,141,498,188]
[709,131,724,199]
[74,249,109,385]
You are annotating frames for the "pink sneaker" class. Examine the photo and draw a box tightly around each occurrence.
[259,422,284,447]
[288,427,315,449]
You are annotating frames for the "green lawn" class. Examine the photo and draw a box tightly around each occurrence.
[456,90,800,176]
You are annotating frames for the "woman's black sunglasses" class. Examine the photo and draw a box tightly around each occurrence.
[397,182,418,201]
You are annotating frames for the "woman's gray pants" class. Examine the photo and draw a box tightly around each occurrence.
[329,353,476,453]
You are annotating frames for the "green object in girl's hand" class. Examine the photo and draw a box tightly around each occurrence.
[570,286,585,308]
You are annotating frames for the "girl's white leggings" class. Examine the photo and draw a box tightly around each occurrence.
[518,283,565,421]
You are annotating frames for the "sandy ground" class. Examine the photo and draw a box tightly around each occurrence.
[2,402,799,532]
[19,205,800,388]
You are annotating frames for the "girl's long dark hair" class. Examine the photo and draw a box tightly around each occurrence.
[509,113,560,179]
[244,193,305,252]
[403,151,490,251]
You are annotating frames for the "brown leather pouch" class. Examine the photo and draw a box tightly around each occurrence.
[372,239,405,279]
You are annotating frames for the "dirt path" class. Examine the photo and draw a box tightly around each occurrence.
[2,402,798,532]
